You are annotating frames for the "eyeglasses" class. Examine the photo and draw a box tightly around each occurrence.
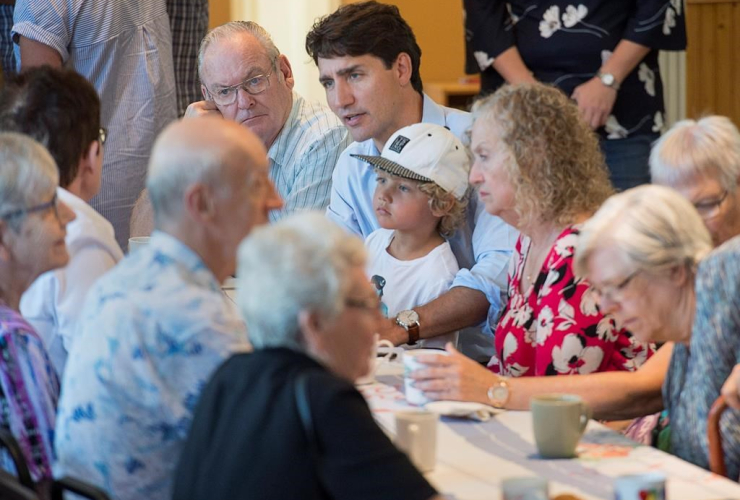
[99,127,107,146]
[0,192,59,222]
[345,295,381,312]
[205,68,274,106]
[693,190,728,220]
[590,270,639,304]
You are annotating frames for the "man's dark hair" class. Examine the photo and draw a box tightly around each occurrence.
[305,1,423,94]
[0,66,101,188]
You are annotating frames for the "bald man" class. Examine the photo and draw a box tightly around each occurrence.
[54,117,283,500]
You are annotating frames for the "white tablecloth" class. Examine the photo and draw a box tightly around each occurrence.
[360,363,740,500]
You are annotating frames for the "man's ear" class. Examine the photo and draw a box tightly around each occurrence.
[394,52,413,87]
[80,139,100,176]
[200,84,209,100]
[183,183,215,223]
[0,220,12,262]
[278,54,295,90]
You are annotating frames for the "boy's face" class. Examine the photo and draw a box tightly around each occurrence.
[373,169,441,233]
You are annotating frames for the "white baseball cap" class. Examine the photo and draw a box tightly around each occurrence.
[352,123,470,200]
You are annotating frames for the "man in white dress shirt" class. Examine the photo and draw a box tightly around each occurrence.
[0,66,123,376]
[306,1,517,361]
[186,21,350,221]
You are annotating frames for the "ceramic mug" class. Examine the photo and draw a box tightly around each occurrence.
[613,472,666,500]
[530,394,591,458]
[355,337,402,385]
[501,476,550,500]
[403,349,449,406]
[128,236,150,254]
[395,410,438,473]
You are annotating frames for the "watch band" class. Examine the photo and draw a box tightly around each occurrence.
[406,322,420,345]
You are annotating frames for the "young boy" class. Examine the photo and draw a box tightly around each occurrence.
[353,123,469,349]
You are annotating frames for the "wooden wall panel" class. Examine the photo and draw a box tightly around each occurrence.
[686,0,740,126]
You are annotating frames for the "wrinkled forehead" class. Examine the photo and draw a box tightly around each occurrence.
[663,173,725,202]
[202,34,273,85]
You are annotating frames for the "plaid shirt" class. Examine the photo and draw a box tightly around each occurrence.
[166,0,208,117]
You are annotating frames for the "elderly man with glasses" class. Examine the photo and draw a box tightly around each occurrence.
[186,21,350,221]
[0,66,123,378]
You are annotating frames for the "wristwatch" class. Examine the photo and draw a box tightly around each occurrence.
[487,376,510,409]
[596,71,620,91]
[396,309,420,345]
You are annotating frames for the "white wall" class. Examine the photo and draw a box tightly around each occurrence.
[230,0,340,103]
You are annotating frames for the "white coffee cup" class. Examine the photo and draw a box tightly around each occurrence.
[613,472,666,500]
[128,236,151,254]
[403,348,449,406]
[355,337,402,385]
[395,410,437,473]
[501,476,549,500]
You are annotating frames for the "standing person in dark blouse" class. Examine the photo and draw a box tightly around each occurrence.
[463,0,686,191]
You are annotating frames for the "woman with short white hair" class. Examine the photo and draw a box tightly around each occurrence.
[173,213,443,500]
[650,115,740,246]
[0,132,75,492]
[415,185,740,476]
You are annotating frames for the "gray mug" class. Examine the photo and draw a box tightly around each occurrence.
[530,394,591,458]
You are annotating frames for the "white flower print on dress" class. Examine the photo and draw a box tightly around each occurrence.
[539,6,562,38]
[502,332,529,377]
[605,115,629,139]
[601,50,613,66]
[556,299,577,332]
[671,0,682,16]
[474,51,495,71]
[638,63,656,97]
[652,111,664,133]
[562,4,587,28]
[620,337,651,371]
[552,334,604,374]
[554,233,578,258]
[536,306,555,345]
[512,304,534,331]
[596,316,619,342]
[663,7,676,35]
[540,268,561,297]
[579,287,599,317]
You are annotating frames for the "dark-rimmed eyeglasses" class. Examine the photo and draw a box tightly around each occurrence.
[0,192,59,221]
[590,269,640,303]
[205,68,274,106]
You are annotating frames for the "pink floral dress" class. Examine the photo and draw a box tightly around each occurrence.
[489,226,652,377]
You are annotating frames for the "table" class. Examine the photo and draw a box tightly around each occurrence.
[360,363,740,500]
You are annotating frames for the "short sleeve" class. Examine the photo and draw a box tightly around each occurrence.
[623,0,686,51]
[13,0,74,62]
[463,0,516,72]
[313,376,436,500]
[533,230,652,376]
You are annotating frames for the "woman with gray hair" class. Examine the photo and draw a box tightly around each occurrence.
[173,212,442,500]
[414,185,740,476]
[0,133,75,490]
[650,115,740,247]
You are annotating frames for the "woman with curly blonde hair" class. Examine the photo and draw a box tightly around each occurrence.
[453,83,652,380]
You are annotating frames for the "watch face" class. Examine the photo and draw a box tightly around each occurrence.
[491,385,508,402]
[601,73,615,86]
[398,310,419,325]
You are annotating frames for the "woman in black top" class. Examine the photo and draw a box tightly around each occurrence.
[173,213,441,500]
[463,0,686,191]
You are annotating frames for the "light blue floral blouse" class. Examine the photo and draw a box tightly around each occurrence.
[54,231,248,500]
